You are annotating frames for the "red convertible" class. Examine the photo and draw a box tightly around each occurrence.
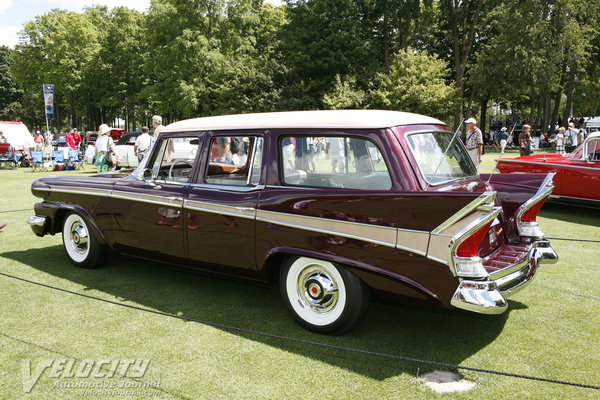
[27,110,558,334]
[496,132,600,204]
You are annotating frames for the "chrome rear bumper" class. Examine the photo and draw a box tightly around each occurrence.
[450,240,558,314]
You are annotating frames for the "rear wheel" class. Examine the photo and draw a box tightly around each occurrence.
[62,212,105,269]
[280,256,369,334]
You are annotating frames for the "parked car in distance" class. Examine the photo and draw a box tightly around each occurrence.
[27,110,558,334]
[113,130,153,169]
[109,128,126,142]
[496,132,600,205]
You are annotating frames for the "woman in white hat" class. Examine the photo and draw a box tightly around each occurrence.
[94,124,120,172]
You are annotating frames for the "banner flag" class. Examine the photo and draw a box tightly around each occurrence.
[43,84,54,120]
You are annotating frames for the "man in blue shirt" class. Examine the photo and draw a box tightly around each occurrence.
[498,127,510,153]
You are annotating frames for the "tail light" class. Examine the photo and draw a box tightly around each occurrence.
[450,208,501,279]
[517,195,549,238]
[455,221,493,258]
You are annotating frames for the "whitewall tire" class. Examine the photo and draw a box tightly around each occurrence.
[62,212,105,269]
[280,256,369,334]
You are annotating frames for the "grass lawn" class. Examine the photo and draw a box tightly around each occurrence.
[0,151,598,399]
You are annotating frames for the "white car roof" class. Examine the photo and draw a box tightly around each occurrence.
[163,110,446,132]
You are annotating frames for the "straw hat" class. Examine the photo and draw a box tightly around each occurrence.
[98,124,111,136]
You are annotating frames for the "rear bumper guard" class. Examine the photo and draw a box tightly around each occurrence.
[450,240,558,314]
[27,215,48,237]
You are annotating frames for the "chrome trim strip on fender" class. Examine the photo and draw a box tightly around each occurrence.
[112,191,183,207]
[191,183,266,192]
[47,186,112,197]
[431,191,497,235]
[184,200,257,220]
[256,209,399,248]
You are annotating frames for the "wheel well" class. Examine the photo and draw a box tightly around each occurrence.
[263,253,290,283]
[53,209,71,234]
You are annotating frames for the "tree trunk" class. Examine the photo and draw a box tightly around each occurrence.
[563,63,576,124]
[480,96,488,150]
[444,0,485,130]
[551,62,567,131]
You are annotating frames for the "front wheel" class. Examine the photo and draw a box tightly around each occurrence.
[280,256,369,334]
[62,212,105,269]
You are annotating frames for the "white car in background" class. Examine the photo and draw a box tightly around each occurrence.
[85,130,150,169]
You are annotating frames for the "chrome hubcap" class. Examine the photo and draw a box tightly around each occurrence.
[69,223,88,255]
[297,267,339,313]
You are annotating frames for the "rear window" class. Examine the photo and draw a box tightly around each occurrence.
[280,136,392,190]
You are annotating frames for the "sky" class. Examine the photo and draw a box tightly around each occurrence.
[0,0,151,48]
[0,0,282,48]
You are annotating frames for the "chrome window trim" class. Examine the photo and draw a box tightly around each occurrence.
[404,129,479,187]
[247,137,263,186]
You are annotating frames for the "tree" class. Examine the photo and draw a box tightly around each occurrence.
[13,9,100,131]
[280,0,374,109]
[0,46,22,120]
[370,48,456,119]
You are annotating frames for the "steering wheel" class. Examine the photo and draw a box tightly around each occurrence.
[168,160,191,180]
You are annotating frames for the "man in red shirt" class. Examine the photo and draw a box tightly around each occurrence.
[66,128,77,150]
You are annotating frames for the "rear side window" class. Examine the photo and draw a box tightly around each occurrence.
[280,136,392,190]
[205,135,263,186]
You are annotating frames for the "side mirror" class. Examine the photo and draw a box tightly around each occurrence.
[142,168,160,187]
[143,168,153,182]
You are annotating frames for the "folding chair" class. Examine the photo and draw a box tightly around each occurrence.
[0,145,17,169]
[68,149,84,170]
[31,150,47,172]
[52,150,66,170]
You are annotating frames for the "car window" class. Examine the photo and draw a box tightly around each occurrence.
[280,136,392,190]
[205,136,263,186]
[406,131,477,185]
[588,139,600,161]
[149,137,198,183]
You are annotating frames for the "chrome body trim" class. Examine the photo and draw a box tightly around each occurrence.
[451,240,558,314]
[256,210,398,248]
[26,215,47,227]
[184,200,256,220]
[442,206,502,276]
[111,191,183,207]
[432,191,497,235]
[515,173,554,238]
[191,183,265,192]
[46,186,112,197]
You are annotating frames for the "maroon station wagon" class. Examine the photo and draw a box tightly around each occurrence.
[28,110,558,334]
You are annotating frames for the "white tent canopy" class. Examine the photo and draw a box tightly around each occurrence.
[0,121,35,150]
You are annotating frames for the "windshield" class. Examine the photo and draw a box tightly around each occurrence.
[406,131,478,185]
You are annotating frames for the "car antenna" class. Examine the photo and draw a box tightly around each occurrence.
[425,119,464,191]
[487,123,517,185]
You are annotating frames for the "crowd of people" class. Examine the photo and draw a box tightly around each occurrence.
[485,117,593,157]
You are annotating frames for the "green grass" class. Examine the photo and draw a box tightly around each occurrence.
[0,154,599,399]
